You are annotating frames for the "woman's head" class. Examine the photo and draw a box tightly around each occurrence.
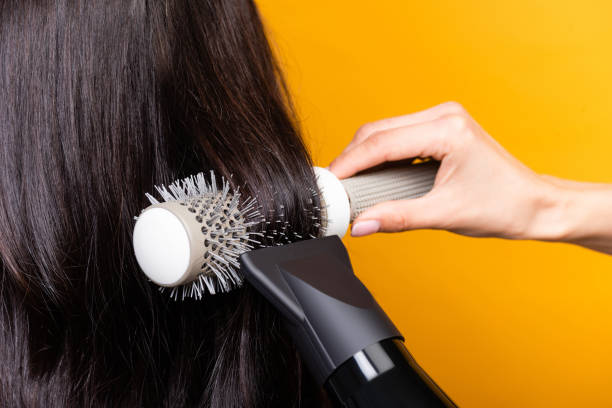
[0,0,325,406]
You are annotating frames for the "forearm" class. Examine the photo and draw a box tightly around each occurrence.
[526,175,612,255]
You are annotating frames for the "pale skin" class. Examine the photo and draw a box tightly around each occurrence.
[328,102,612,255]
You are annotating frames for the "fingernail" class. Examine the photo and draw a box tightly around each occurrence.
[351,220,380,237]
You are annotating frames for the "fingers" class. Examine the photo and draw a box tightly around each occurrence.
[350,197,441,236]
[329,102,474,236]
[343,101,465,152]
[329,117,453,179]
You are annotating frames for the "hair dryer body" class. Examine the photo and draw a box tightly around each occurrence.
[239,236,456,408]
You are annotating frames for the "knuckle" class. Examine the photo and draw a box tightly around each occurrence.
[398,212,412,231]
[385,209,411,231]
[437,113,476,150]
[359,130,391,162]
[364,131,386,151]
[355,122,377,140]
[442,113,470,134]
[389,203,414,231]
[440,101,466,115]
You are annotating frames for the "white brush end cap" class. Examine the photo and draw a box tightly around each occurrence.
[133,207,191,286]
[313,166,350,238]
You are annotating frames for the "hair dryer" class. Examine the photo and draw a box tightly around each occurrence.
[240,235,457,408]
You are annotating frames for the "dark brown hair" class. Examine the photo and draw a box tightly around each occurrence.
[0,0,326,406]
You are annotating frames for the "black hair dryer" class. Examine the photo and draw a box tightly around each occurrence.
[240,236,457,408]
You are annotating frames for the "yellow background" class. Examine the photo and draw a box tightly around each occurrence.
[258,1,612,407]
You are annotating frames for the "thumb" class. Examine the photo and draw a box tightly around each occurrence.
[350,196,440,236]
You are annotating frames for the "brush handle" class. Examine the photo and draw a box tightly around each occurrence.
[314,160,439,237]
[341,160,439,222]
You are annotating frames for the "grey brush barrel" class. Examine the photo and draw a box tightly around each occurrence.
[341,160,440,221]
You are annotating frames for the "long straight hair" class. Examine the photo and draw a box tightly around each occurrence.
[0,1,327,406]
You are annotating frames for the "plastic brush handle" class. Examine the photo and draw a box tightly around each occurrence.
[340,160,439,221]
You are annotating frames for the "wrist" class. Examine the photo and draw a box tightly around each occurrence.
[522,175,612,254]
[521,175,576,242]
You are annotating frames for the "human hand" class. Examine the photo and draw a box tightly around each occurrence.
[329,102,565,240]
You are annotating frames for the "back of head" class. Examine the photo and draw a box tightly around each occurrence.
[0,0,325,406]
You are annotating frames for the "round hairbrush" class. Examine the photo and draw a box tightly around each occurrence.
[132,171,265,299]
[133,160,438,299]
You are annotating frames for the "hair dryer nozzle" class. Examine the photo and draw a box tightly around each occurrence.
[239,236,401,384]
